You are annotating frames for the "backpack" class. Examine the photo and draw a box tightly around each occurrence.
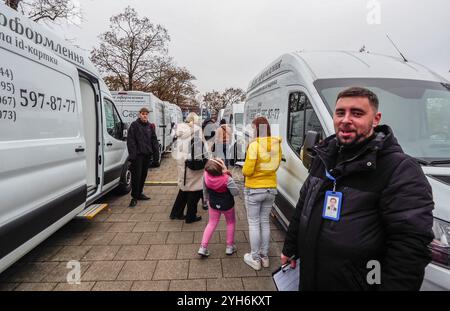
[185,131,208,169]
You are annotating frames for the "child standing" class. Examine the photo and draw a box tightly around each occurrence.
[198,158,239,257]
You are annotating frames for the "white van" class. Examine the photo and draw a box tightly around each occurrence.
[244,51,450,290]
[166,102,183,139]
[222,102,245,161]
[217,108,225,123]
[111,91,172,166]
[223,102,244,133]
[167,102,183,125]
[0,4,131,273]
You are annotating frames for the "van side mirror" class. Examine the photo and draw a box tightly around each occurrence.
[301,131,320,171]
[122,122,128,140]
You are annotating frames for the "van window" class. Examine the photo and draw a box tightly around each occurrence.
[314,78,450,160]
[287,92,324,156]
[104,98,122,140]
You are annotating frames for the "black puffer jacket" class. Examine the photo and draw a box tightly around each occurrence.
[127,119,159,161]
[282,125,434,291]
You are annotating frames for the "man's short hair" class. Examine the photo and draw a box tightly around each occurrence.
[337,87,379,111]
[139,107,150,114]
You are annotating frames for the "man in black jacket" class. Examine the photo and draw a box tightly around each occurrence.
[281,87,434,290]
[127,107,159,207]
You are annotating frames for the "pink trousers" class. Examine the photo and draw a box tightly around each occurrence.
[201,207,236,247]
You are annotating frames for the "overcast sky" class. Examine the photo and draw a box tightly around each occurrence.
[52,0,450,94]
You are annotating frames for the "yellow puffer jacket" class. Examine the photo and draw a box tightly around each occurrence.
[242,136,282,189]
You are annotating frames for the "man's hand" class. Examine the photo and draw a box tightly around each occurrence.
[281,253,296,269]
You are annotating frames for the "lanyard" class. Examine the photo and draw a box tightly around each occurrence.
[325,169,337,192]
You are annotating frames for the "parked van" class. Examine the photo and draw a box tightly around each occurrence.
[0,4,131,273]
[223,102,244,133]
[223,102,245,162]
[244,51,450,290]
[217,108,225,123]
[111,91,172,166]
[167,102,183,125]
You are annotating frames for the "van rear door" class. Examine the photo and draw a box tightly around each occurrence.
[0,39,87,270]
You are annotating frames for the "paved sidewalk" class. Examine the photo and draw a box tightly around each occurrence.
[0,154,286,291]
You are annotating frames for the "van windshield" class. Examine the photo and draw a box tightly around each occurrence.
[314,78,450,161]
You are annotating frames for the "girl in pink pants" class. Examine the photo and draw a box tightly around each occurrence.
[198,159,239,257]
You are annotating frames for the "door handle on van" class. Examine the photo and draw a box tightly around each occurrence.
[281,156,286,162]
[106,142,113,147]
[75,147,85,153]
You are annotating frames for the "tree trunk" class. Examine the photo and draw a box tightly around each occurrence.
[5,0,21,10]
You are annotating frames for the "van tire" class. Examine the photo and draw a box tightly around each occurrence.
[115,161,132,195]
[152,147,162,167]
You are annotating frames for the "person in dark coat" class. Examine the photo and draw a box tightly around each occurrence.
[127,107,159,207]
[281,87,434,291]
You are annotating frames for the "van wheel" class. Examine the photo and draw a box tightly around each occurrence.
[152,147,162,167]
[115,161,132,195]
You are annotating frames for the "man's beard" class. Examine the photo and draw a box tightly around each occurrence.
[337,132,368,148]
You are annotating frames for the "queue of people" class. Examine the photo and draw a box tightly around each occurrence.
[126,86,434,291]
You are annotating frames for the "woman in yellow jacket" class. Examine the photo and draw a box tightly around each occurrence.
[242,116,282,270]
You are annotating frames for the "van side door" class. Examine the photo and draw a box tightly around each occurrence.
[277,87,326,223]
[102,96,127,190]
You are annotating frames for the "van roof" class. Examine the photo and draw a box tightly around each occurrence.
[1,3,100,79]
[248,50,447,91]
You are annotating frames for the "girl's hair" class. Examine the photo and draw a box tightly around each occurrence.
[220,119,227,125]
[205,159,224,176]
[252,116,271,137]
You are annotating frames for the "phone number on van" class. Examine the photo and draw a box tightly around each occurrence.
[18,89,76,113]
[0,110,16,122]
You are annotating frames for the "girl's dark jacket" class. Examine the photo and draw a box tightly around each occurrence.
[282,125,434,291]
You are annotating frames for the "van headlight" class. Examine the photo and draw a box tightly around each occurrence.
[430,218,450,269]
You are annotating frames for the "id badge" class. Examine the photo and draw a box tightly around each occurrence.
[322,191,343,221]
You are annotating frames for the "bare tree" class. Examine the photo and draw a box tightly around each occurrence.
[90,6,170,91]
[148,64,198,104]
[203,87,246,116]
[4,0,81,23]
[222,87,246,107]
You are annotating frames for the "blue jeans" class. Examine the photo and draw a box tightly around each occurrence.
[244,188,277,260]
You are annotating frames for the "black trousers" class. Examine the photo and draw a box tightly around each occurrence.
[170,189,202,221]
[130,154,151,199]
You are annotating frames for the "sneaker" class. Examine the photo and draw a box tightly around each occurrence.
[198,246,210,257]
[225,245,237,256]
[261,256,270,268]
[244,253,261,271]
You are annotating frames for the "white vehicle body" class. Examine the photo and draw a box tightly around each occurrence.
[222,102,245,160]
[111,91,172,157]
[223,102,244,133]
[0,4,130,273]
[167,102,183,125]
[244,51,450,290]
[217,108,225,123]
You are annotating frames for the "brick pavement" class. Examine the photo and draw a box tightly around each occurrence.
[0,153,286,291]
